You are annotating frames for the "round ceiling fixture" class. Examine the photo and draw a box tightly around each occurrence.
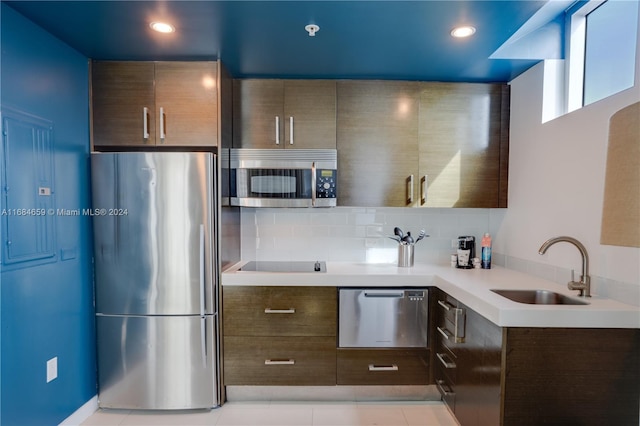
[150,22,175,33]
[305,24,320,37]
[450,26,476,38]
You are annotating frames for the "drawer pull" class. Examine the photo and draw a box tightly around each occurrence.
[436,352,456,369]
[437,300,466,343]
[264,308,295,314]
[264,359,295,365]
[438,300,454,311]
[437,326,453,340]
[368,364,399,372]
[436,379,455,396]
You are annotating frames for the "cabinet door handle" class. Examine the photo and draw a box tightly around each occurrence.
[438,300,466,342]
[421,175,427,205]
[143,107,150,140]
[436,352,456,369]
[159,107,166,142]
[265,359,295,365]
[368,364,398,371]
[289,116,294,145]
[406,175,414,205]
[264,308,295,314]
[438,300,453,311]
[437,326,452,340]
[275,116,280,145]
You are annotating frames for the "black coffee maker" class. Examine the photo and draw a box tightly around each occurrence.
[456,236,476,269]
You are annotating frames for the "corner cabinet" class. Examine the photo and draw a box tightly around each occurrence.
[91,61,219,147]
[222,286,337,386]
[232,79,337,149]
[336,81,510,208]
[433,289,640,426]
[418,83,510,208]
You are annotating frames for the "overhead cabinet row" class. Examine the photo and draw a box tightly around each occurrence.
[233,79,510,208]
[90,62,508,208]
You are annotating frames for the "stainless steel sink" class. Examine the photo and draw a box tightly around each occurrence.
[491,289,590,305]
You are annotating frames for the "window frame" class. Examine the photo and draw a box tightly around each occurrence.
[565,0,638,112]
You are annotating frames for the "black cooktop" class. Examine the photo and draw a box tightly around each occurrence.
[239,261,326,273]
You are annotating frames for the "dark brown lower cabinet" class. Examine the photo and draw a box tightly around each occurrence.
[337,348,429,385]
[434,289,640,426]
[501,327,640,426]
[224,336,336,385]
[452,305,502,426]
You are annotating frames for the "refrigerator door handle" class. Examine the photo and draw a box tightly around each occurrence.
[199,224,208,368]
[199,224,206,317]
[200,317,207,368]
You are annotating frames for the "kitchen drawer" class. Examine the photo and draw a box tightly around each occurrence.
[223,336,336,385]
[435,294,466,354]
[434,363,456,412]
[336,348,429,385]
[434,343,457,384]
[223,286,337,337]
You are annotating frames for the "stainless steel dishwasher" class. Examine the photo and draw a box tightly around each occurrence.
[339,288,428,348]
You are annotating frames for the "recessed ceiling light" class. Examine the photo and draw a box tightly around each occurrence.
[150,22,175,33]
[451,26,476,38]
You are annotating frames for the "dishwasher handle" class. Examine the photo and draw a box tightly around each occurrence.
[363,290,404,298]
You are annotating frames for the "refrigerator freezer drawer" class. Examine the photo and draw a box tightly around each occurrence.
[97,314,218,409]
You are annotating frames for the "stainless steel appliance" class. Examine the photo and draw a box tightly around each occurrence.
[91,152,220,410]
[230,148,337,208]
[339,289,428,348]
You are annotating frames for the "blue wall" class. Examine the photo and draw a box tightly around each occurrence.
[1,4,96,425]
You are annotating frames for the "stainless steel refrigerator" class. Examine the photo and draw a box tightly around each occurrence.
[91,152,220,410]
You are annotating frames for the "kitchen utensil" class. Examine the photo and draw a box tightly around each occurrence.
[388,236,402,243]
[415,229,428,243]
[402,231,414,244]
[394,227,404,239]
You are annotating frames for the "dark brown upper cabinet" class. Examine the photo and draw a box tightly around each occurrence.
[418,82,510,208]
[336,80,509,208]
[232,79,337,149]
[91,61,219,147]
[336,80,420,207]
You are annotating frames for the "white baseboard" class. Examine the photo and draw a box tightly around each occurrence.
[59,395,98,426]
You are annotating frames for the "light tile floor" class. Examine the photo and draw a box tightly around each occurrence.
[81,401,458,426]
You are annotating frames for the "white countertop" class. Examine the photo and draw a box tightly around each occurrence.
[221,261,640,329]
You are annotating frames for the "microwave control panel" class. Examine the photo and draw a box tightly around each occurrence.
[316,169,337,198]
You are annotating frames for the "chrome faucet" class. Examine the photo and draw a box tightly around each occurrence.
[538,236,591,297]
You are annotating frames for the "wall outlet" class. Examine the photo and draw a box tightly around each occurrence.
[46,357,57,383]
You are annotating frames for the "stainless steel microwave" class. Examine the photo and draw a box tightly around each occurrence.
[230,149,337,208]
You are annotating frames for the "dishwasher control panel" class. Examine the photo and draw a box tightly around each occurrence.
[406,290,426,301]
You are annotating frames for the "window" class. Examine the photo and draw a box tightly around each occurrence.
[566,0,638,111]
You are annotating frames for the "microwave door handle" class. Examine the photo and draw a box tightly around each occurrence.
[311,162,317,207]
[290,116,294,145]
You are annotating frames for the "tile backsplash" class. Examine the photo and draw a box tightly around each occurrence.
[241,207,504,264]
[239,206,638,306]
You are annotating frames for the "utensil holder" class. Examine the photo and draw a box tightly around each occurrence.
[398,244,414,267]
